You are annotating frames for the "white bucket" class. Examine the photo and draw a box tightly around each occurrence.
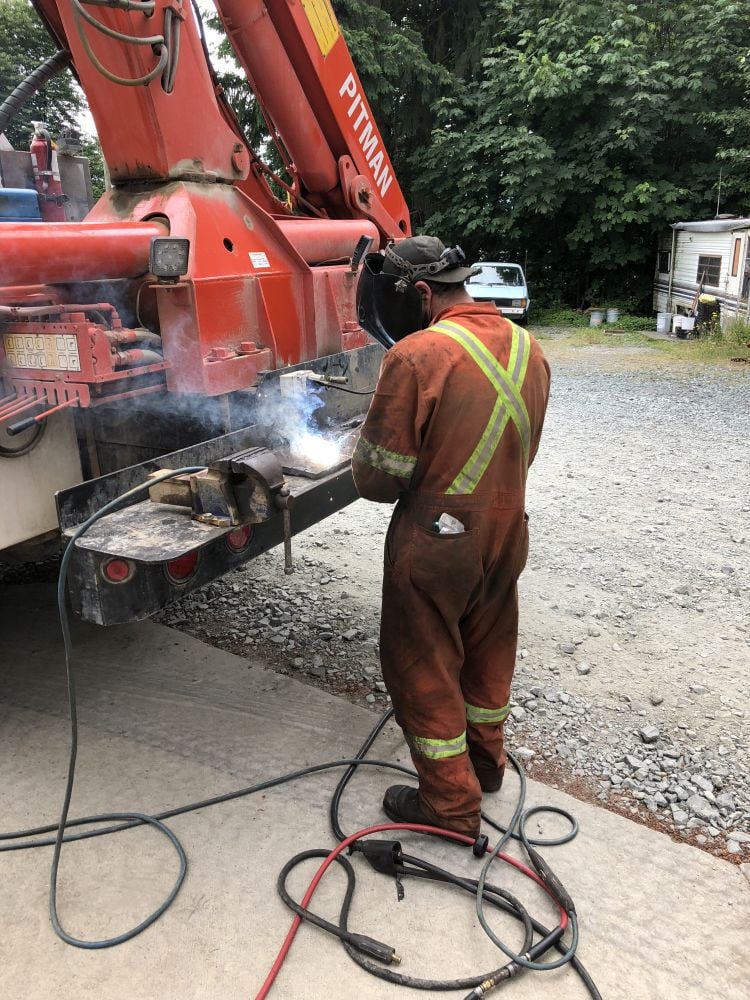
[656,312,672,333]
[590,310,604,327]
[672,316,695,333]
[605,308,619,324]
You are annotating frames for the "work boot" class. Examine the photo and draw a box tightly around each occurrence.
[470,759,505,794]
[383,785,479,836]
[383,785,434,826]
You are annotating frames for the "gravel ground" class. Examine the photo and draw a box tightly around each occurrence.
[6,338,747,862]
[155,338,750,862]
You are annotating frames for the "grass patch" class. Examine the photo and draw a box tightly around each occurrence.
[531,312,750,364]
[549,328,653,347]
[532,307,654,332]
[651,337,750,363]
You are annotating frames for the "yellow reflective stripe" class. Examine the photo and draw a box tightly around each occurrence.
[435,319,532,465]
[430,320,532,494]
[354,435,416,480]
[510,321,531,389]
[508,322,521,378]
[409,730,467,760]
[465,702,510,725]
[447,398,510,495]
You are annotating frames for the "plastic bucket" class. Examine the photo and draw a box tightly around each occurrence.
[656,312,672,334]
[590,310,604,327]
[605,308,619,324]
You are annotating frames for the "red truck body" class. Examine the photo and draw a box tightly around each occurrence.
[0,0,409,622]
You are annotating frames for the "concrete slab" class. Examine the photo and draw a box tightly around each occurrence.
[1,582,748,1000]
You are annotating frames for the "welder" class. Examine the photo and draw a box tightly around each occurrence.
[353,237,551,836]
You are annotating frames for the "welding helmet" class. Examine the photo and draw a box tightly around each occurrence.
[357,237,479,349]
[356,251,423,349]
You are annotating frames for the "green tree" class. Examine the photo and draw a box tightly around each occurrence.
[417,0,750,306]
[0,0,83,150]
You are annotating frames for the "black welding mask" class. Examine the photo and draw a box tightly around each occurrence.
[356,253,424,350]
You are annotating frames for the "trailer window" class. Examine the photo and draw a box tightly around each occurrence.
[731,238,742,277]
[658,251,671,274]
[697,255,721,286]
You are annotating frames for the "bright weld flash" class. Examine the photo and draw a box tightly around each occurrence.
[292,432,342,466]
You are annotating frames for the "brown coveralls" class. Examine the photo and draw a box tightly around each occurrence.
[352,303,550,835]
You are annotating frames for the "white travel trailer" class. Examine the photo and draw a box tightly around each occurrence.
[653,218,750,323]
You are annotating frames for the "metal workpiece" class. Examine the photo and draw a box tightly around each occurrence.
[147,446,286,528]
[59,414,361,624]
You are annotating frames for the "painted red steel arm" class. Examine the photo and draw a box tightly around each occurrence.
[212,0,411,243]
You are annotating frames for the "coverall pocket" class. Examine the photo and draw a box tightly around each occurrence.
[409,522,481,615]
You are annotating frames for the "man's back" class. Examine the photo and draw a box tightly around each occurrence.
[353,301,550,506]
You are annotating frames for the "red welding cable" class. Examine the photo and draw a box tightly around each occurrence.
[254,822,567,1000]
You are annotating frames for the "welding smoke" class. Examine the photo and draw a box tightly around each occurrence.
[254,377,343,467]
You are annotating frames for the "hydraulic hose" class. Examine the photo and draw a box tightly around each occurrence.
[0,51,71,139]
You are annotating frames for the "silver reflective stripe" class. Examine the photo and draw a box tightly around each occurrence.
[354,435,416,479]
[465,701,510,725]
[409,730,467,760]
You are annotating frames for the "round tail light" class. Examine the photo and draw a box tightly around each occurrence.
[165,550,199,584]
[102,557,135,584]
[225,524,253,553]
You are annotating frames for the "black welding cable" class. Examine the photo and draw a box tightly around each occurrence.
[312,381,376,396]
[325,717,589,989]
[329,723,577,850]
[474,786,580,973]
[0,758,418,853]
[401,859,601,997]
[278,847,537,993]
[329,707,394,841]
[276,843,601,997]
[49,467,204,949]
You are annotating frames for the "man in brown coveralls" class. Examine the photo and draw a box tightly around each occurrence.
[352,237,551,836]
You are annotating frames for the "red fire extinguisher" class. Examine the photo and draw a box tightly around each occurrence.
[30,122,67,222]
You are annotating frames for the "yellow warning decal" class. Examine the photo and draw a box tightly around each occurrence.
[301,0,340,57]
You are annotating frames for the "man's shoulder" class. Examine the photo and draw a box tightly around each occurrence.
[390,327,455,364]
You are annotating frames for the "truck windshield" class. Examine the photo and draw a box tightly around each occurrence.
[468,265,523,286]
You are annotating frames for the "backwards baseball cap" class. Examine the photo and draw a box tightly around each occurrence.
[382,236,479,285]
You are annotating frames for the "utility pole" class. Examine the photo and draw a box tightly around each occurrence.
[715,166,723,218]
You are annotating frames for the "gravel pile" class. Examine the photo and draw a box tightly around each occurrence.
[158,543,388,707]
[505,667,750,854]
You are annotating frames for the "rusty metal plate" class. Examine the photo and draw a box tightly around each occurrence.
[71,500,225,561]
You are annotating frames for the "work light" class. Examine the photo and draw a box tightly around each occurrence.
[149,237,190,281]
